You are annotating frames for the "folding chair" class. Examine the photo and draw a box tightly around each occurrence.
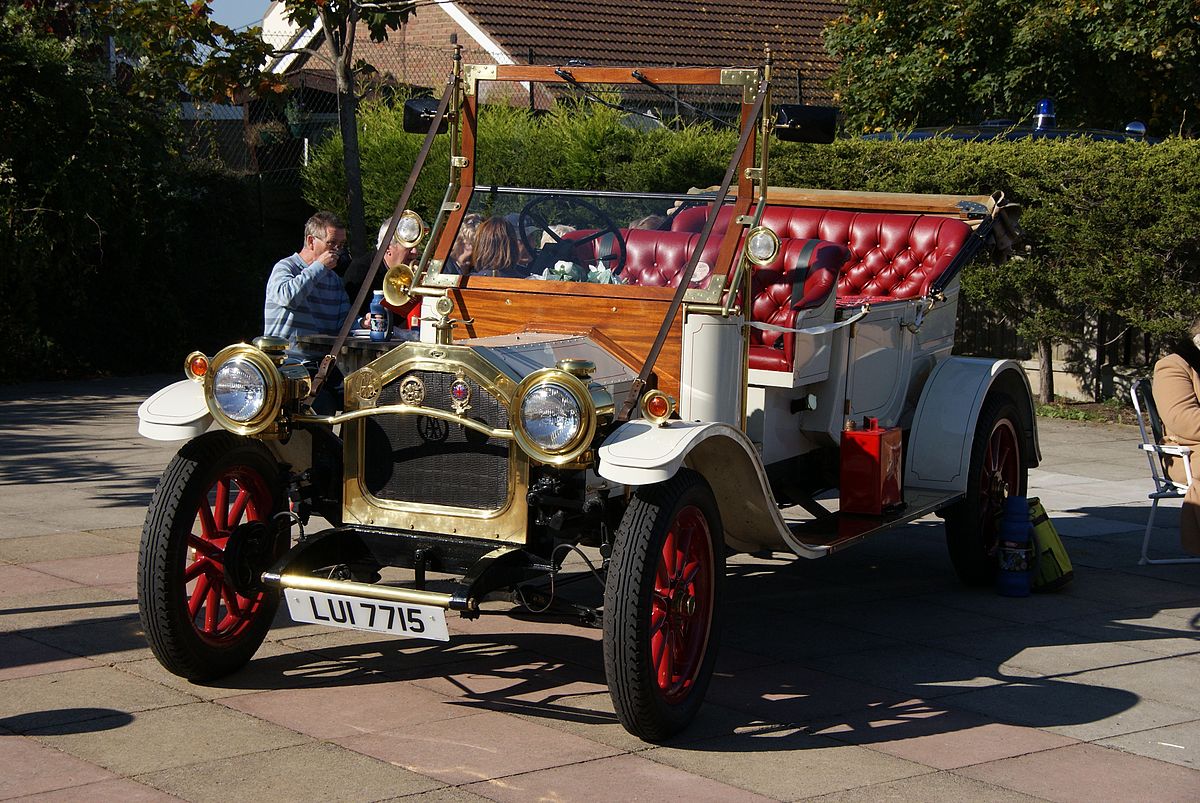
[1130,378,1200,564]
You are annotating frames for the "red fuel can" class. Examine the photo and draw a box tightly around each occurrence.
[839,417,903,516]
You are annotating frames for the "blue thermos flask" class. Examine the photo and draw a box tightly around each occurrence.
[368,290,392,342]
[996,496,1032,597]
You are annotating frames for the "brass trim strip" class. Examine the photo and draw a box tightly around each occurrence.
[295,405,515,440]
[267,572,465,610]
[720,68,760,86]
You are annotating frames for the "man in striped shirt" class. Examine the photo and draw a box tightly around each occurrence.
[264,211,352,363]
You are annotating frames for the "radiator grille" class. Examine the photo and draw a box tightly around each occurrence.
[363,371,509,509]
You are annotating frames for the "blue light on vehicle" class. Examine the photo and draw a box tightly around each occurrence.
[1035,98,1056,130]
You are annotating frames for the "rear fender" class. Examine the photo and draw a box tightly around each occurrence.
[137,379,212,441]
[598,421,826,557]
[905,357,1040,496]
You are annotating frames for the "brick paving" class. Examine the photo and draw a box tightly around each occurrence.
[0,376,1197,801]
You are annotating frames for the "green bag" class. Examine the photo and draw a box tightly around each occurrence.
[1029,497,1073,592]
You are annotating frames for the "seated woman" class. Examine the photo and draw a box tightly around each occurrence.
[1151,318,1200,556]
[469,217,529,278]
[445,212,482,275]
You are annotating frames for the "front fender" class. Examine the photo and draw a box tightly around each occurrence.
[137,379,212,441]
[905,357,1040,495]
[598,421,827,557]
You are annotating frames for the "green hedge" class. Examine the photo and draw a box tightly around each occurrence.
[304,103,1200,368]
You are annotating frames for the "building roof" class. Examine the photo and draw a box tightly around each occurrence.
[455,0,841,104]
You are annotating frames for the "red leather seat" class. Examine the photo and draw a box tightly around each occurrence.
[748,239,845,371]
[571,227,845,372]
[668,204,973,307]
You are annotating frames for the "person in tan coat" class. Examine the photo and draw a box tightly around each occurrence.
[1151,328,1200,555]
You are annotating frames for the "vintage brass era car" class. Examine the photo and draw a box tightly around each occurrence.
[137,57,1036,741]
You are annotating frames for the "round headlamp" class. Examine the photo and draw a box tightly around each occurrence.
[746,226,780,265]
[393,210,427,249]
[213,359,267,422]
[512,369,597,464]
[204,344,283,435]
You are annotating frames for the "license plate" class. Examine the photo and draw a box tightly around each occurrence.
[283,589,450,642]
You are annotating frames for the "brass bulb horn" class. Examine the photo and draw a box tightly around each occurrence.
[382,263,417,307]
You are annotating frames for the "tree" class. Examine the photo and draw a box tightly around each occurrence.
[0,3,284,379]
[281,1,416,252]
[825,0,1200,137]
[87,1,280,101]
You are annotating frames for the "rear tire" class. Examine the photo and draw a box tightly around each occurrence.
[138,431,287,681]
[603,470,724,742]
[944,396,1027,586]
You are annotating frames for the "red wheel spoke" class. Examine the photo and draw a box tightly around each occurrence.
[188,572,211,618]
[197,498,218,539]
[214,479,229,530]
[203,584,220,633]
[185,556,222,582]
[674,528,694,580]
[655,556,670,592]
[650,604,667,636]
[657,632,674,689]
[186,534,224,562]
[651,628,667,670]
[227,487,250,529]
[220,583,244,621]
[680,558,701,588]
[661,529,678,578]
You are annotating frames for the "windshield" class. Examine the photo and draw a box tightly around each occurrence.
[410,65,761,299]
[426,187,732,289]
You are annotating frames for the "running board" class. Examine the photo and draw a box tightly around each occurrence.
[786,490,961,553]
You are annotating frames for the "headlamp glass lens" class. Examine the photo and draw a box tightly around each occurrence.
[521,383,582,451]
[213,358,267,422]
[395,213,424,245]
[747,228,779,263]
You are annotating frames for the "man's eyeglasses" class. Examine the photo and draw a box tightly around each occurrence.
[315,235,347,251]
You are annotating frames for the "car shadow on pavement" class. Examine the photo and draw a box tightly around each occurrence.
[3,519,1192,751]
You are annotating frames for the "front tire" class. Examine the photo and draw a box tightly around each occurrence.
[138,431,287,681]
[603,470,724,742]
[944,396,1027,586]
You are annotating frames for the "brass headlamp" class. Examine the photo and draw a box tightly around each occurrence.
[203,344,284,436]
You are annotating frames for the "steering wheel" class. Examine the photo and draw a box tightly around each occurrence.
[518,196,627,276]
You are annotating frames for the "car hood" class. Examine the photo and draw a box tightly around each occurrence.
[465,332,638,401]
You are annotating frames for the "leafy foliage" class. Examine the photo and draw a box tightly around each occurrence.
[825,0,1200,137]
[0,4,298,381]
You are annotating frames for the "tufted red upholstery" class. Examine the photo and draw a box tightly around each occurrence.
[747,239,845,371]
[570,227,845,372]
[669,204,973,306]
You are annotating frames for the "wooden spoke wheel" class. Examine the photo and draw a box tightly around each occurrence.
[138,431,287,680]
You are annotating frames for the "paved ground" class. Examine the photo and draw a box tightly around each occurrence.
[0,375,1197,802]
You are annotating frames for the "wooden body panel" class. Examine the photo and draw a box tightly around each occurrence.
[450,279,684,398]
